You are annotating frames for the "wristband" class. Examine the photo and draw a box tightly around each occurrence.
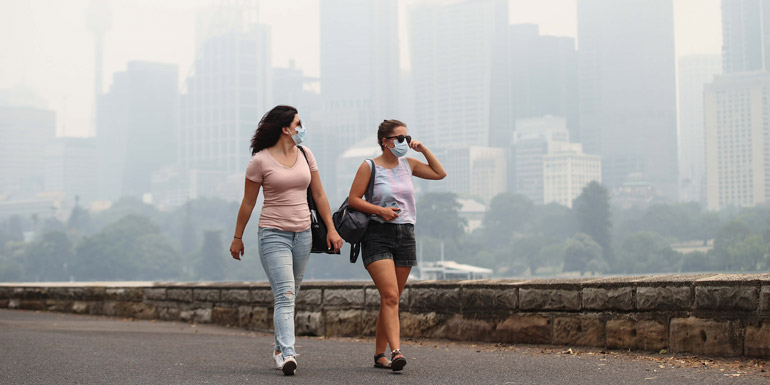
[233,236,242,239]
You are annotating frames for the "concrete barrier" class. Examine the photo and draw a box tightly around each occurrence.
[1,273,769,358]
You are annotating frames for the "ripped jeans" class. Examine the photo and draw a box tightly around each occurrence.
[258,227,312,358]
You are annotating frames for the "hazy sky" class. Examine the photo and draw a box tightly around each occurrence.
[0,0,721,137]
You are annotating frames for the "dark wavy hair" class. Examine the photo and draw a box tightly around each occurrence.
[250,105,299,155]
[377,119,406,150]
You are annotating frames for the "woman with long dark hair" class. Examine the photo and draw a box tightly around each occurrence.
[229,105,342,375]
[347,119,446,371]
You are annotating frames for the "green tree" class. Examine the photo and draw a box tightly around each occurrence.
[532,203,578,240]
[573,182,613,269]
[618,231,681,274]
[72,215,182,281]
[416,192,466,240]
[22,231,74,282]
[481,193,534,246]
[194,230,226,281]
[563,233,604,275]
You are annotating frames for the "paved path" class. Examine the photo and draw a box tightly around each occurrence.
[0,309,767,384]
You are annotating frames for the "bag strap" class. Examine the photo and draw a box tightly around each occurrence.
[297,146,316,211]
[365,159,376,202]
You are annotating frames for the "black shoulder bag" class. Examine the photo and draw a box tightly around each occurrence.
[298,146,339,254]
[332,159,375,263]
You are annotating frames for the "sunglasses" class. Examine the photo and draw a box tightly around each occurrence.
[386,135,412,144]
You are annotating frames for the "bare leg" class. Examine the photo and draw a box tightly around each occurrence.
[367,259,400,362]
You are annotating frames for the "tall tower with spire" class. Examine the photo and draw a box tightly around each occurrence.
[86,0,111,136]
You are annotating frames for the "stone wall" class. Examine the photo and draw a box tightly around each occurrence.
[1,273,769,358]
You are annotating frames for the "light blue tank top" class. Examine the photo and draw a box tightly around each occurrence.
[368,157,416,224]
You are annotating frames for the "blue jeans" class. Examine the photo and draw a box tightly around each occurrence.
[258,227,312,358]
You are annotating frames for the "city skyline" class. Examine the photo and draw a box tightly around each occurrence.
[0,0,721,138]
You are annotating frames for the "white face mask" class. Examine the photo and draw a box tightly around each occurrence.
[291,126,306,145]
[389,138,409,157]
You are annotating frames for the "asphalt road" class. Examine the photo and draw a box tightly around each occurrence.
[0,309,767,385]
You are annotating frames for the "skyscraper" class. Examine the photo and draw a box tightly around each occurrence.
[577,0,678,199]
[677,54,721,204]
[317,0,399,201]
[503,24,578,146]
[704,72,770,210]
[409,0,509,149]
[97,61,178,200]
[721,0,770,73]
[0,106,56,198]
[180,21,272,178]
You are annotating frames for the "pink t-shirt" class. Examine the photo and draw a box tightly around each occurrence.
[245,146,318,232]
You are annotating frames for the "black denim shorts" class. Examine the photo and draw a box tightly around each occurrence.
[361,221,417,268]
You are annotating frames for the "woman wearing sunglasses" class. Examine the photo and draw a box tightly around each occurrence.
[347,119,446,371]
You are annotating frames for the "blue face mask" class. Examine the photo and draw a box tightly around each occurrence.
[291,126,306,145]
[389,138,409,158]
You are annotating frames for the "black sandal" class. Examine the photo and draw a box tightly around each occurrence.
[373,353,391,369]
[390,349,407,371]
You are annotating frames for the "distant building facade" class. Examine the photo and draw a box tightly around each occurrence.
[577,0,678,200]
[677,54,722,204]
[721,0,770,74]
[704,72,770,210]
[0,106,56,199]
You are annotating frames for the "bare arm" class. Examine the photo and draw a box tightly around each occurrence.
[407,140,446,180]
[229,178,261,260]
[348,161,400,221]
[309,170,343,252]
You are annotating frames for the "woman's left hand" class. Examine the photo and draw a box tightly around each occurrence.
[409,139,427,153]
[327,230,344,253]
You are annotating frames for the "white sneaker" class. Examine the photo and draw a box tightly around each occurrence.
[282,355,297,376]
[272,352,284,370]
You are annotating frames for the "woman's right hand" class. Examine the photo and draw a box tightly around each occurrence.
[230,238,244,260]
[378,207,400,222]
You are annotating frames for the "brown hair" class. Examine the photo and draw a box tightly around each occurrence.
[377,119,406,150]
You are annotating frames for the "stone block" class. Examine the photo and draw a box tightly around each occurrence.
[606,319,667,351]
[324,310,364,337]
[296,311,324,336]
[167,289,193,302]
[83,287,106,300]
[159,306,181,321]
[251,289,274,305]
[0,287,10,299]
[72,301,88,314]
[493,315,551,345]
[50,288,83,300]
[583,287,634,311]
[669,317,742,356]
[553,316,605,347]
[409,287,460,311]
[129,302,158,319]
[8,299,19,309]
[143,288,166,301]
[237,306,271,331]
[221,289,250,303]
[45,299,73,313]
[636,286,691,310]
[0,299,9,308]
[360,310,378,336]
[212,307,238,326]
[17,288,47,299]
[760,286,770,315]
[19,299,45,310]
[105,288,143,301]
[462,288,518,311]
[520,289,580,311]
[88,302,104,315]
[323,289,364,308]
[745,322,770,357]
[447,315,496,342]
[399,312,448,339]
[364,288,409,309]
[296,289,322,309]
[696,286,757,311]
[180,308,212,323]
[194,289,220,302]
